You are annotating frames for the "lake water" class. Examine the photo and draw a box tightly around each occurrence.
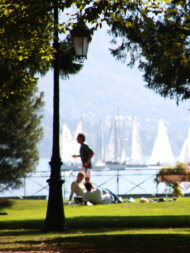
[1,157,190,199]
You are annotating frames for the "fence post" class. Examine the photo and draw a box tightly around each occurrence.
[116,170,119,195]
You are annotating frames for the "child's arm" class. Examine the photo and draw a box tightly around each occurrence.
[84,151,94,166]
[72,154,80,158]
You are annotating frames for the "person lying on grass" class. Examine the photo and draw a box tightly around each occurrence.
[82,182,123,205]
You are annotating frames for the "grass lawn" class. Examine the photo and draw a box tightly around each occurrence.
[0,197,190,252]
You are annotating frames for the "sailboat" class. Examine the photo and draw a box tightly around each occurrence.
[60,122,73,162]
[60,122,79,170]
[178,128,190,164]
[94,120,106,169]
[127,118,146,167]
[60,119,85,170]
[73,118,84,165]
[120,148,128,164]
[149,120,175,166]
[105,119,125,169]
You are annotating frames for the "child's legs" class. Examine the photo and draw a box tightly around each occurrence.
[80,167,85,173]
[85,168,91,182]
[80,167,91,182]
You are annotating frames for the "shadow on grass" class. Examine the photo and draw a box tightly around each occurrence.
[0,199,13,208]
[68,215,190,229]
[0,215,190,230]
[1,233,190,252]
[0,199,13,215]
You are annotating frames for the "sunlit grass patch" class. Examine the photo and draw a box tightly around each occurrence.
[0,198,190,251]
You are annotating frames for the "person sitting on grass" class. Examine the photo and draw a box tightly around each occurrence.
[83,182,123,205]
[69,171,85,204]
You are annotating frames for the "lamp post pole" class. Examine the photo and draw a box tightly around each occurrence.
[44,1,91,231]
[44,0,67,231]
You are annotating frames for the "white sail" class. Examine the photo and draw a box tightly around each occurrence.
[131,118,144,163]
[73,119,84,164]
[121,148,128,164]
[60,122,74,163]
[95,120,105,166]
[178,128,190,163]
[74,118,84,139]
[149,120,174,165]
[105,119,121,163]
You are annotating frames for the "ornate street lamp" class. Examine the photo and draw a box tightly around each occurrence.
[71,23,91,59]
[44,2,91,231]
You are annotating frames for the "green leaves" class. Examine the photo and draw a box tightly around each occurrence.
[1,0,189,103]
[108,0,190,102]
[0,65,44,191]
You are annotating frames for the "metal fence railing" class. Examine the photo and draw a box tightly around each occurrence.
[1,168,190,200]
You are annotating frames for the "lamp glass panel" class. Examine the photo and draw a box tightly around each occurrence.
[73,37,89,57]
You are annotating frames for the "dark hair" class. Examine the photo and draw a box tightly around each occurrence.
[78,133,85,142]
[85,182,93,192]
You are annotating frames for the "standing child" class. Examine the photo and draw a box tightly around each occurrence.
[72,133,94,182]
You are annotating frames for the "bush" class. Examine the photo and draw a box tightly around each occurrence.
[172,182,184,197]
[158,163,188,175]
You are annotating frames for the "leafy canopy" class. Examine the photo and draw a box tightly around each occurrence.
[0,75,44,192]
[1,0,189,102]
[64,0,190,103]
[107,0,190,102]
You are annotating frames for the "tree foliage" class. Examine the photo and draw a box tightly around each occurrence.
[3,0,189,102]
[0,74,44,192]
[108,0,190,102]
[2,0,189,189]
[64,0,190,103]
[0,0,86,97]
[58,36,83,79]
[0,0,84,189]
[0,0,53,98]
[0,0,54,67]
